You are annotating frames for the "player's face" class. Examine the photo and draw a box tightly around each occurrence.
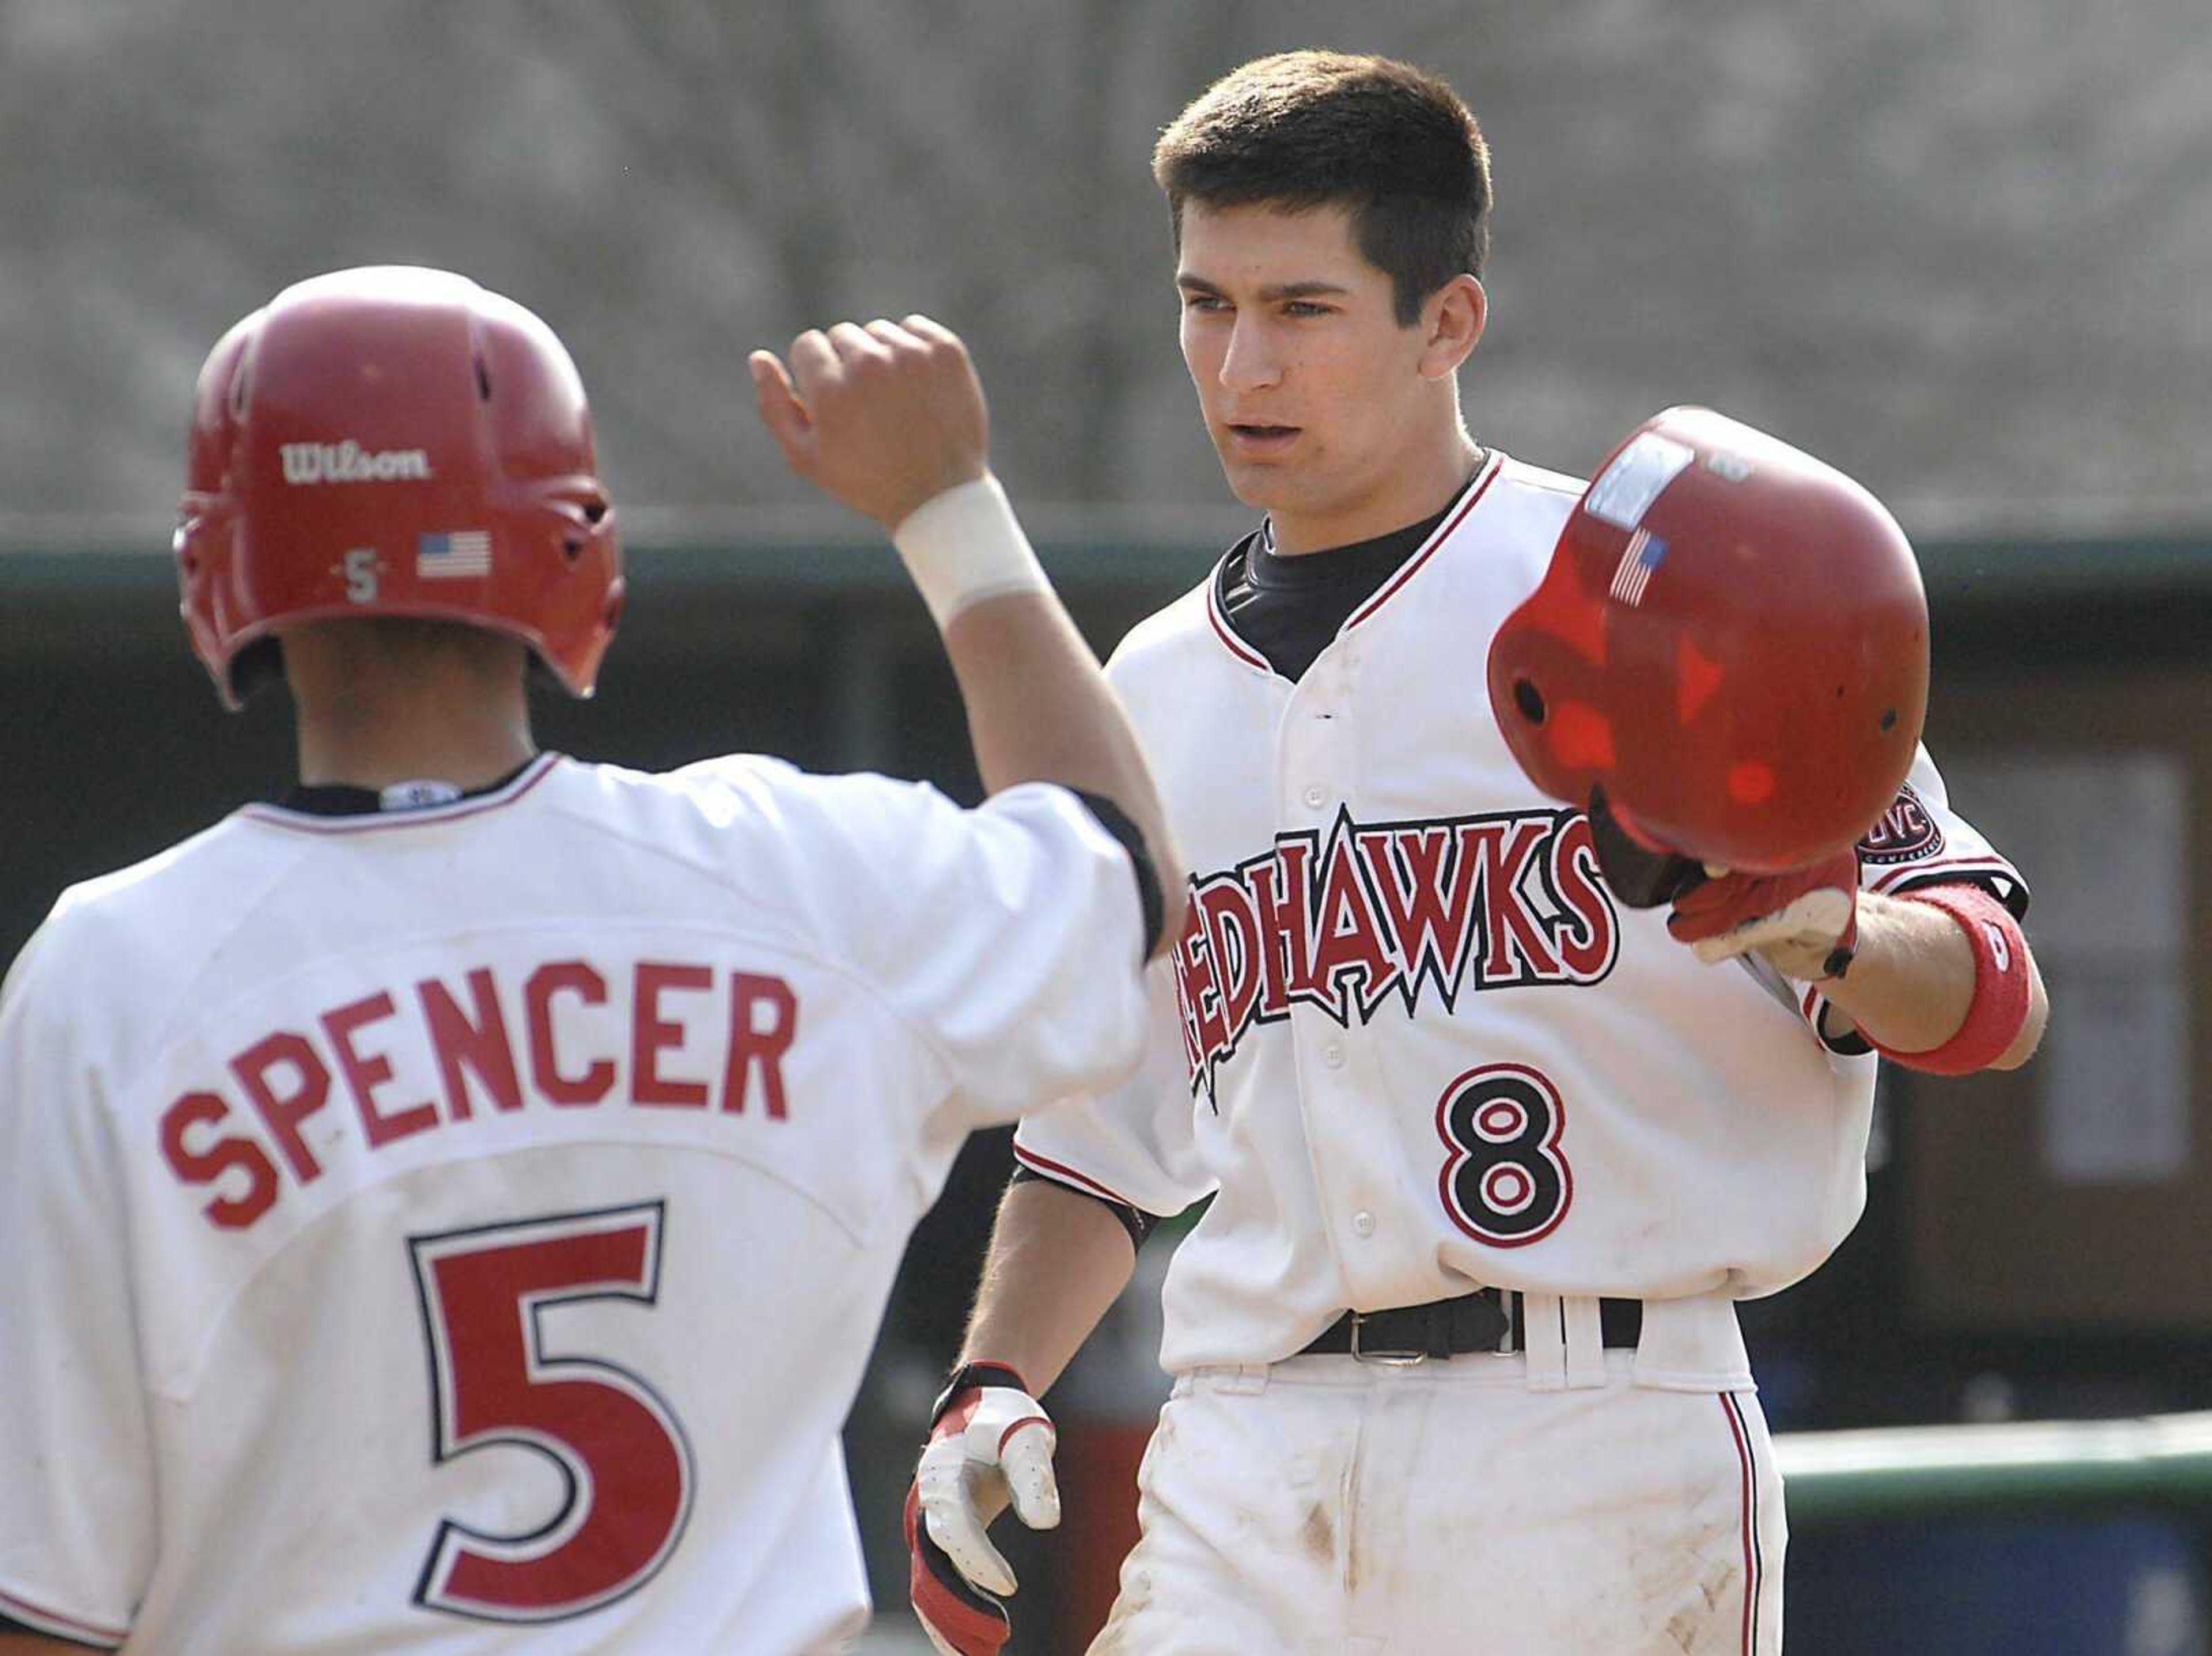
[1176,201,1461,550]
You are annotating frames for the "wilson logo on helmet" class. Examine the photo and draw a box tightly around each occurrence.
[279,440,435,485]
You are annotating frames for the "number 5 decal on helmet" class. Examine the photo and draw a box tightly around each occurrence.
[1435,1064,1571,1247]
[408,1202,694,1623]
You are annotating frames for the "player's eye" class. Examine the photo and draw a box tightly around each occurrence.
[1283,301,1333,319]
[1180,293,1230,313]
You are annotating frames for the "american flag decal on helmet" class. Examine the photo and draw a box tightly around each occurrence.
[1607,528,1667,607]
[417,530,492,579]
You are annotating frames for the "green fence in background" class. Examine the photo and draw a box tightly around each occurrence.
[1779,1412,2212,1525]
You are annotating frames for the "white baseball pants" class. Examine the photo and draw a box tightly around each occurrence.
[1088,1349,1785,1655]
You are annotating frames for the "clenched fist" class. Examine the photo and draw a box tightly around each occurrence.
[749,315,989,530]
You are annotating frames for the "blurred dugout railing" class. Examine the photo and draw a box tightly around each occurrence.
[1778,1411,2212,1524]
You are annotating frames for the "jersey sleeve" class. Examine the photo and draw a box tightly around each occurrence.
[1855,744,2030,915]
[1800,742,2031,1054]
[677,759,1154,1127]
[1012,956,1217,1219]
[0,920,154,1648]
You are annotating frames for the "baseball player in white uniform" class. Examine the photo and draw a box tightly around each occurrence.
[0,268,1185,1654]
[904,53,2050,1655]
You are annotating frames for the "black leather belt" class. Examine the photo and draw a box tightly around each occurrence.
[1298,1288,1643,1362]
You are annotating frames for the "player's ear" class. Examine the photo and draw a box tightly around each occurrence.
[1418,276,1486,379]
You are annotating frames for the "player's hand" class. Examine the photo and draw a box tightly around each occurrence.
[906,1362,1060,1656]
[749,315,990,531]
[1666,849,1860,980]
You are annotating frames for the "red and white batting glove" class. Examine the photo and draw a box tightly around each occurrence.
[906,1362,1060,1656]
[1666,849,1861,980]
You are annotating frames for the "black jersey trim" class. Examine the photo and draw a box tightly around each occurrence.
[275,753,541,818]
[1344,450,1500,630]
[1878,863,2031,921]
[1202,564,1275,674]
[1009,1163,1157,1250]
[240,753,563,835]
[1201,454,1494,681]
[1070,789,1166,961]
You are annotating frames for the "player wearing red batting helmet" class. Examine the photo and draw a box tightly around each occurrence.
[175,266,623,708]
[0,267,1186,1654]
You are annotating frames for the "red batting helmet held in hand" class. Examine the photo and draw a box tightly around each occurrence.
[176,266,623,708]
[1487,407,1928,881]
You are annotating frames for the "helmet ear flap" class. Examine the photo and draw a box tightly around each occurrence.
[1583,787,1704,910]
[229,636,286,704]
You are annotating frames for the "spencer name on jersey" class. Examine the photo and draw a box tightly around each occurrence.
[1173,805,1615,1100]
[160,956,800,1233]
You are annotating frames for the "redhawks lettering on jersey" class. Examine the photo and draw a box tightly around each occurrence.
[158,957,799,1232]
[1172,806,1616,1100]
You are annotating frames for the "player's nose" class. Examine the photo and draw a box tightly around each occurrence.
[1218,316,1283,393]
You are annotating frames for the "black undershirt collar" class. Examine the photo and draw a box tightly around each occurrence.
[1215,463,1480,683]
[277,755,540,817]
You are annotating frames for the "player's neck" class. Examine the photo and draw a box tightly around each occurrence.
[294,707,537,794]
[1266,426,1483,558]
[285,631,537,793]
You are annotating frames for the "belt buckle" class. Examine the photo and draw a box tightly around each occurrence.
[1348,1311,1427,1367]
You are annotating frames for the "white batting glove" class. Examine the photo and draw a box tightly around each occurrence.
[905,1362,1060,1656]
[1666,849,1861,979]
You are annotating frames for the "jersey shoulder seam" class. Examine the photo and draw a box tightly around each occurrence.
[28,826,326,1105]
[538,786,969,1089]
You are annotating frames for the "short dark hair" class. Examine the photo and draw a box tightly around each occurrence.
[1152,51,1492,326]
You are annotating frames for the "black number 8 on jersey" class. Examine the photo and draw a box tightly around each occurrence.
[1435,1063,1572,1247]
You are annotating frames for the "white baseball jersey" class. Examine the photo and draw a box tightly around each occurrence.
[0,752,1150,1654]
[1014,450,2025,1376]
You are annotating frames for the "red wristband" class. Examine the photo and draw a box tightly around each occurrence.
[1873,886,2031,1075]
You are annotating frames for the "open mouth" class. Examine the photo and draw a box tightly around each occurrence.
[1226,423,1301,449]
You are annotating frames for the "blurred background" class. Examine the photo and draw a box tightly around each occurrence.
[2,1,2208,1650]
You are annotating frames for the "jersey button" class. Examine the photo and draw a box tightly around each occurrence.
[1351,1210,1377,1238]
[1304,785,1326,808]
[1322,1041,1346,1068]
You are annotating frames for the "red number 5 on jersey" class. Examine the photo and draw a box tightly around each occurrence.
[408,1202,695,1622]
[1435,1064,1572,1246]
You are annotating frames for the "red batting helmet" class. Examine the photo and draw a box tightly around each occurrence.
[1486,407,1928,888]
[176,266,623,709]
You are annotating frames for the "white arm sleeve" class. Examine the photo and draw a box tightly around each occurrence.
[0,923,153,1648]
